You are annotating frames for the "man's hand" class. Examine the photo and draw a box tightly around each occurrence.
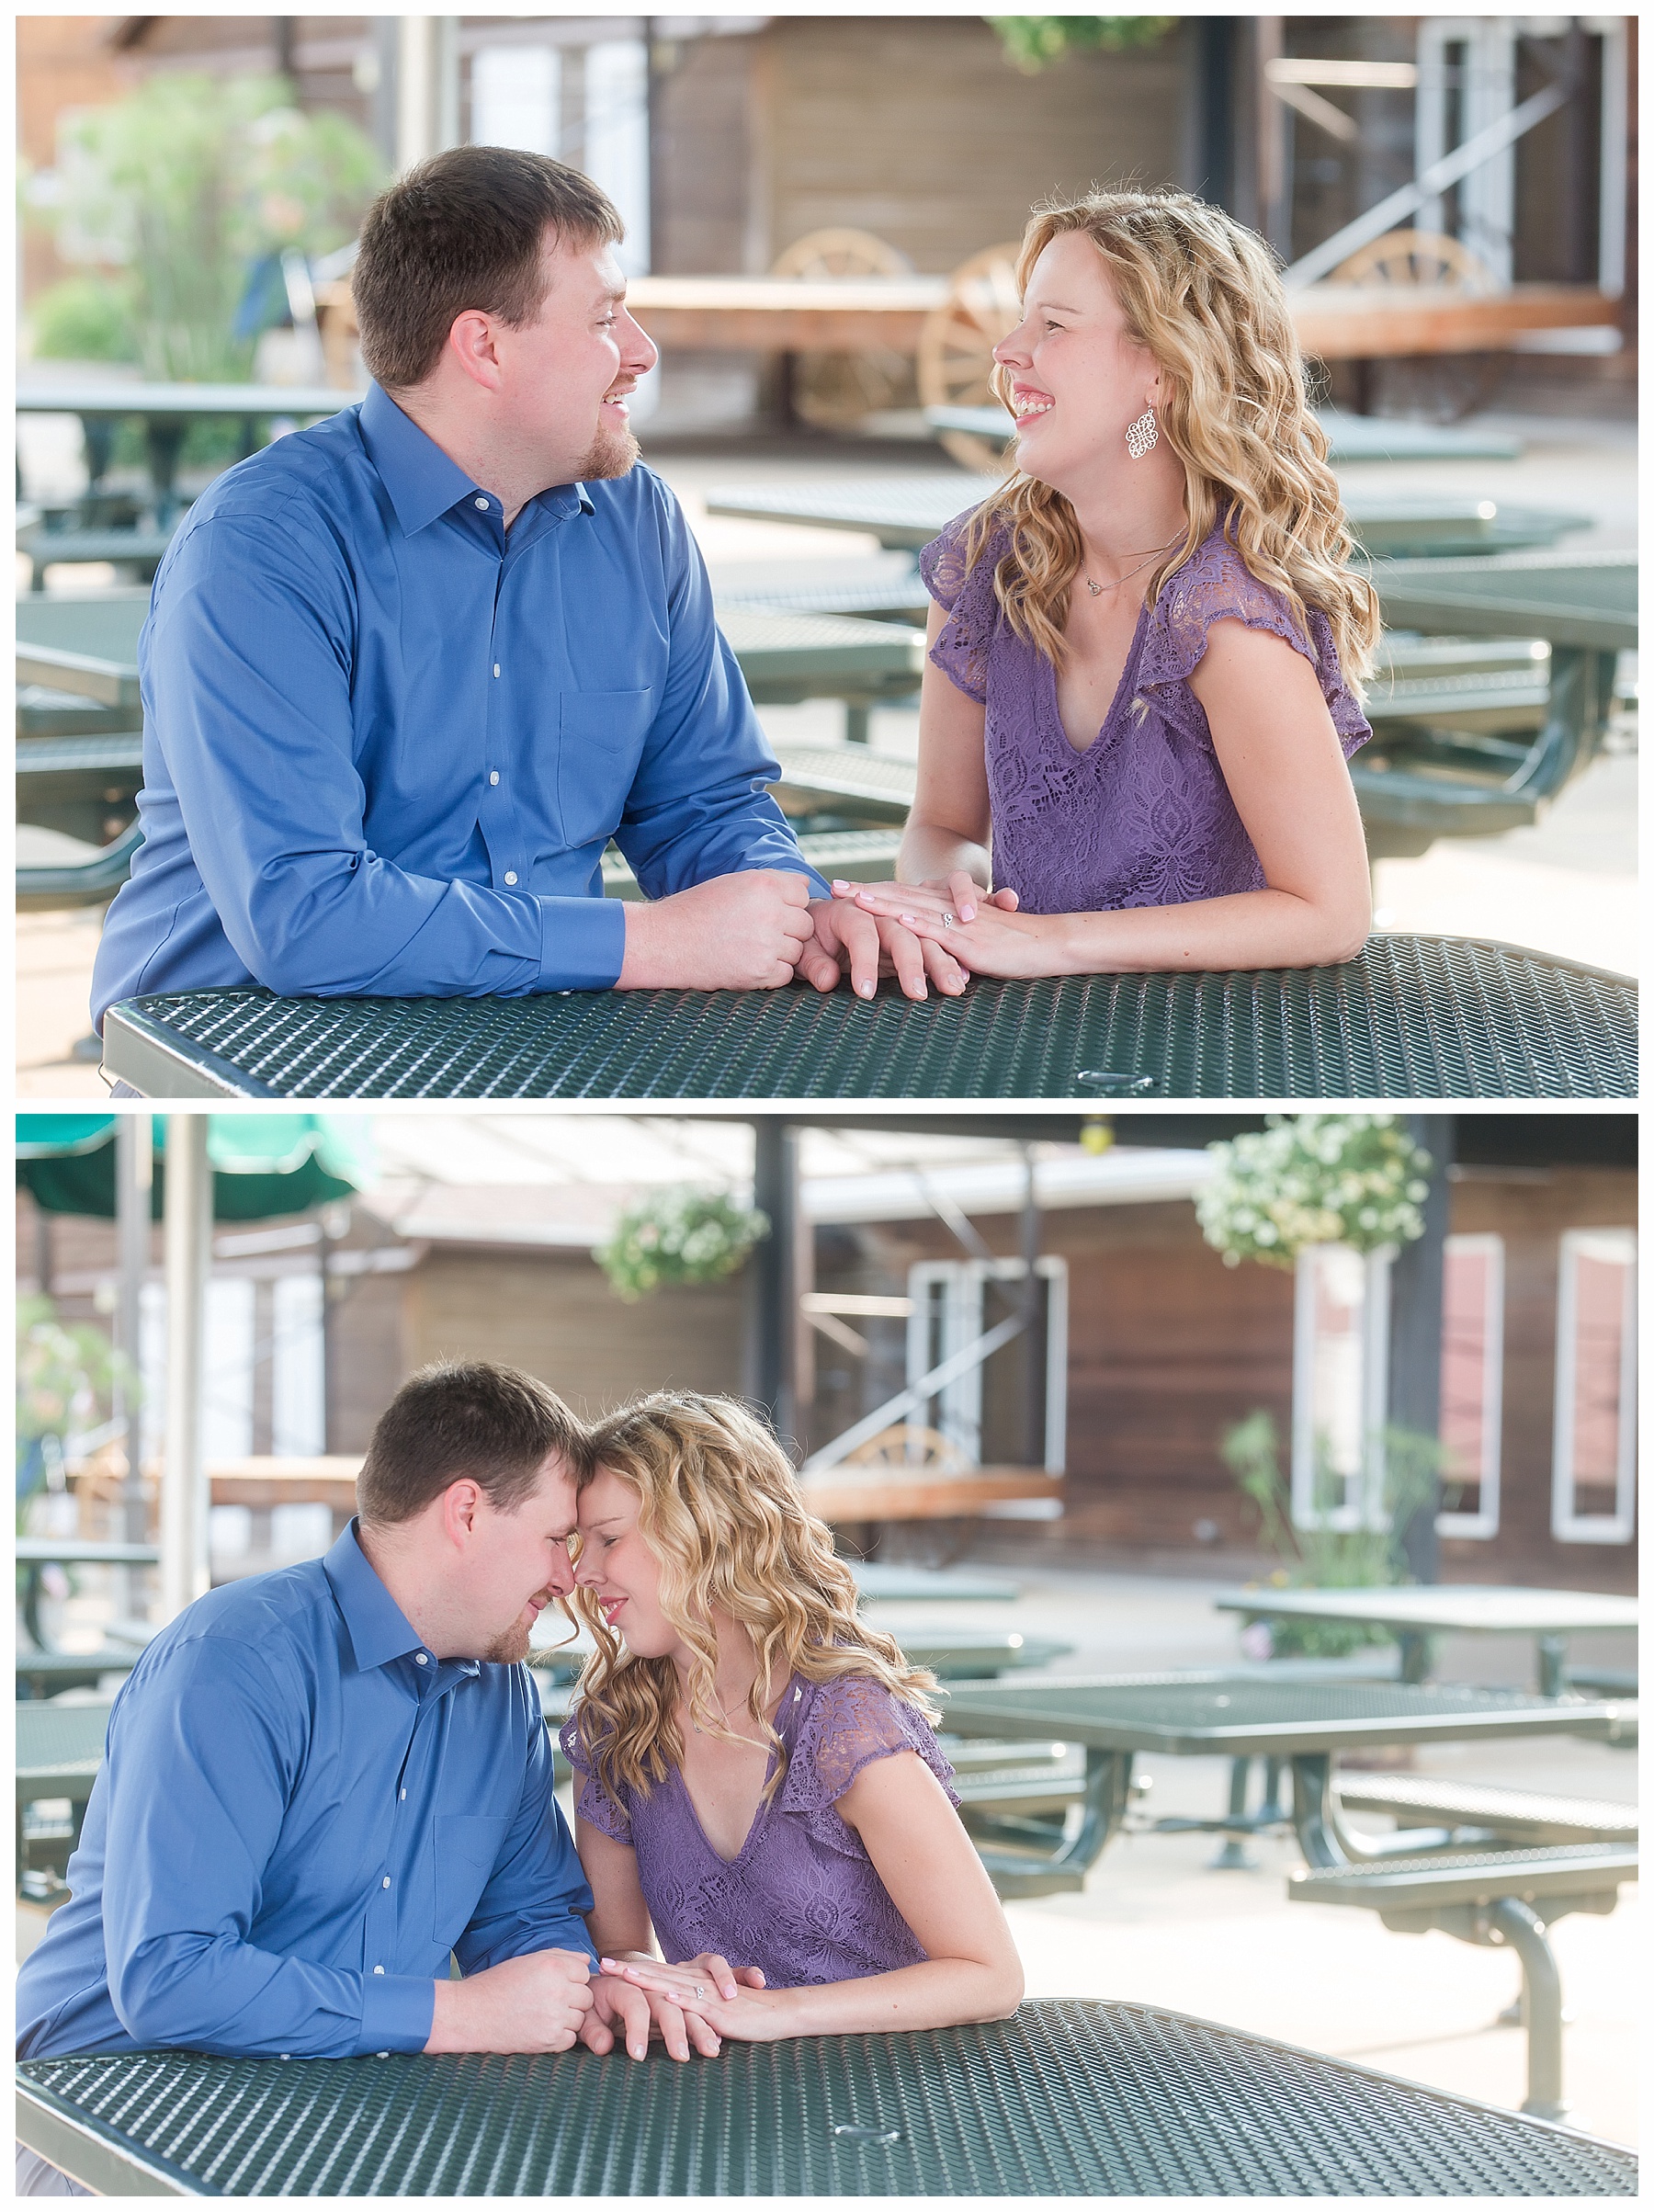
[617,871,815,991]
[795,898,969,1002]
[425,1947,595,2054]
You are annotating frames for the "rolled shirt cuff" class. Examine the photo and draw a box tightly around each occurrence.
[535,895,629,993]
[357,1970,437,2056]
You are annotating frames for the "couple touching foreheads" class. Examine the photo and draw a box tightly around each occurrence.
[17,1363,1022,2120]
[91,140,1376,1055]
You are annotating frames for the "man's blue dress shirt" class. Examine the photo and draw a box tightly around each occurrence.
[90,383,825,1027]
[16,1524,594,2059]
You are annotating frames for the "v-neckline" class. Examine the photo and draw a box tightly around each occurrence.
[1048,595,1150,760]
[674,1675,802,1868]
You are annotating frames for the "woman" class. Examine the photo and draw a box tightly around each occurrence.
[833,189,1378,976]
[560,1392,1023,2058]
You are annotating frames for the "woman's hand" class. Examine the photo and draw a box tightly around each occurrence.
[591,1952,763,2061]
[847,897,1060,981]
[833,872,1020,929]
[601,1955,799,2044]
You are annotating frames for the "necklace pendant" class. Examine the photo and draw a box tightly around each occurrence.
[1085,577,1103,597]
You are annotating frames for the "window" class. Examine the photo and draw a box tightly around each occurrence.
[1436,1234,1504,1539]
[1552,1229,1637,1543]
[1291,1245,1390,1530]
[906,1258,1069,1475]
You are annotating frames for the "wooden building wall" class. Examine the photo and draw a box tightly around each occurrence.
[396,1246,748,1426]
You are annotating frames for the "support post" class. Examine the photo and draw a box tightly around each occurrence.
[1018,1147,1044,1468]
[751,1120,799,1448]
[1488,1899,1567,2118]
[114,1117,153,1608]
[1388,1117,1453,1585]
[161,1117,212,1620]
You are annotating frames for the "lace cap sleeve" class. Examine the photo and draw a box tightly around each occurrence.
[919,509,1005,706]
[778,1675,959,1860]
[1139,532,1371,759]
[559,1708,632,1844]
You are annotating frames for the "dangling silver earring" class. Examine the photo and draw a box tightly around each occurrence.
[1126,409,1159,459]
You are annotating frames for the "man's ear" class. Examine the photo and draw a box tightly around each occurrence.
[446,309,506,394]
[439,1478,484,1548]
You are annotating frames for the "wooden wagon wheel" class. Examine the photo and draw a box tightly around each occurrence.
[843,1423,981,1569]
[917,243,1024,471]
[1331,228,1499,294]
[1331,228,1504,425]
[769,227,916,429]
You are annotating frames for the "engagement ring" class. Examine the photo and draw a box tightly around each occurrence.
[695,1984,706,1997]
[940,912,956,928]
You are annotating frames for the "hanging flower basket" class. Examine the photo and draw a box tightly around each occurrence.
[1195,1115,1433,1271]
[596,1187,770,1303]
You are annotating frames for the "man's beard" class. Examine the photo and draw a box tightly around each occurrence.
[575,419,641,482]
[484,1616,534,1665]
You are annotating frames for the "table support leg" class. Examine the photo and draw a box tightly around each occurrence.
[844,702,870,746]
[1398,1630,1429,1684]
[1536,1634,1567,1700]
[1291,1753,1457,1866]
[1209,1757,1256,1869]
[1487,1900,1566,2120]
[972,1748,1131,1898]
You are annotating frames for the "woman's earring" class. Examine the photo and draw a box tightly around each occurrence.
[1126,409,1159,459]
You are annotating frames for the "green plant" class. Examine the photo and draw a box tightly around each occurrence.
[596,1189,770,1303]
[988,16,1175,71]
[30,73,384,382]
[1197,1115,1434,1271]
[1219,1410,1448,1657]
[17,1294,132,1524]
[27,272,139,363]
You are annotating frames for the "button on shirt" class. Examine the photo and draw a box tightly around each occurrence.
[15,1524,594,2060]
[90,382,826,1027]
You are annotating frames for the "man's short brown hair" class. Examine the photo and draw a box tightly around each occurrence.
[352,144,624,391]
[357,1360,587,1526]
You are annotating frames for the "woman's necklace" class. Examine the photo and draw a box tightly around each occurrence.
[1082,532,1183,597]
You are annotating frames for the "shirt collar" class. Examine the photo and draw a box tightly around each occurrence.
[324,1518,437,1674]
[359,382,595,538]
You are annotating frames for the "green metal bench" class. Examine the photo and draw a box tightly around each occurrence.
[924,402,1527,464]
[1566,1667,1637,1699]
[1289,1842,1637,2121]
[16,1701,113,1897]
[17,732,145,848]
[32,1997,1635,2195]
[1333,1775,1637,1848]
[711,556,931,624]
[17,523,174,594]
[17,821,146,911]
[17,1650,142,1701]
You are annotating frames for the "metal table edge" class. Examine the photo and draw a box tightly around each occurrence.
[1209,1590,1642,1630]
[17,2078,207,2196]
[102,1004,278,1100]
[16,1999,1638,2195]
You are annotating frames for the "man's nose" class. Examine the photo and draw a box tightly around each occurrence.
[622,310,658,376]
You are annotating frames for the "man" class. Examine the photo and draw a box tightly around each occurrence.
[16,1361,660,2194]
[90,145,959,1036]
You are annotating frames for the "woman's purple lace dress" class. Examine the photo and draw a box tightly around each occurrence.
[920,513,1371,913]
[561,1673,958,1987]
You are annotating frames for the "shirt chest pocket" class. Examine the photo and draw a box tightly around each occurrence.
[432,1811,512,1942]
[557,687,655,852]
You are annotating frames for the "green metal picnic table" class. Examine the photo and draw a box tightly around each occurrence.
[15,1997,1637,2195]
[923,403,1526,464]
[98,935,1637,1100]
[16,1700,113,1895]
[935,1672,1635,1896]
[705,476,1592,559]
[16,1538,160,1652]
[1215,1585,1639,1699]
[17,379,354,527]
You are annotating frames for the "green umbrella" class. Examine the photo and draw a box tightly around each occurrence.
[16,1115,370,1221]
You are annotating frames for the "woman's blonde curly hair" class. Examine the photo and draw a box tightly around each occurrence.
[969,187,1381,695]
[565,1392,941,1808]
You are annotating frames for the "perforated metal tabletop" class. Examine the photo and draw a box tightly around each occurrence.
[16,2000,1637,2195]
[935,1674,1634,1758]
[100,936,1637,1100]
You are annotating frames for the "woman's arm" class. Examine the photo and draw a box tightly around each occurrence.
[574,1817,654,1960]
[849,618,1371,976]
[603,1752,1024,2038]
[895,603,995,902]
